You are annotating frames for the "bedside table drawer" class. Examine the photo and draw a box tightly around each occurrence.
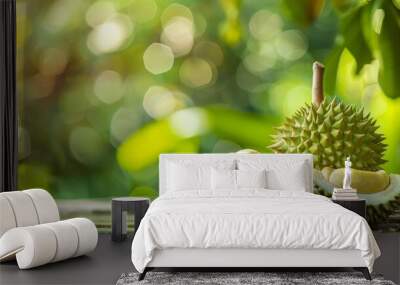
[332,199,366,219]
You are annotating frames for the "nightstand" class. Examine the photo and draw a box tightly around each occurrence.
[111,197,150,242]
[332,199,366,219]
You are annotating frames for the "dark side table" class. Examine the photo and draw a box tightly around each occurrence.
[112,197,150,242]
[332,199,366,219]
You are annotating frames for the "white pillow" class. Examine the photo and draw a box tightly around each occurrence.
[211,168,236,190]
[238,159,309,191]
[168,163,209,191]
[267,166,307,191]
[236,169,267,188]
[211,169,268,190]
[167,160,235,191]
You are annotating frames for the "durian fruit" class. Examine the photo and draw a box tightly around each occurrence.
[269,62,387,171]
[269,62,400,227]
[269,100,387,170]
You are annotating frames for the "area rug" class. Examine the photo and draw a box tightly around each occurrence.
[116,271,396,285]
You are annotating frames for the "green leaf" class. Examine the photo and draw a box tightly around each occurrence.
[376,1,400,98]
[207,106,279,150]
[117,106,279,172]
[394,0,400,10]
[360,0,380,52]
[332,0,366,13]
[341,6,374,74]
[324,43,344,95]
[117,119,198,173]
[281,0,325,27]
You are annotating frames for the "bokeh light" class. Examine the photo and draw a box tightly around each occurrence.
[123,74,153,106]
[243,52,276,74]
[193,41,224,66]
[128,0,158,23]
[111,107,140,143]
[161,16,194,57]
[161,3,193,27]
[143,86,183,119]
[44,0,84,32]
[249,10,282,41]
[19,0,400,203]
[274,30,308,61]
[193,13,207,37]
[169,108,209,138]
[87,14,133,55]
[179,57,214,88]
[143,43,174,75]
[85,1,116,28]
[94,70,124,104]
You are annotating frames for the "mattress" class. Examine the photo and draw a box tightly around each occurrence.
[131,190,380,273]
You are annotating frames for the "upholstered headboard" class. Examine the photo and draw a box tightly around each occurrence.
[159,153,313,195]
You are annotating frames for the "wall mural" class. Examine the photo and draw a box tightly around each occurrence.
[16,0,400,230]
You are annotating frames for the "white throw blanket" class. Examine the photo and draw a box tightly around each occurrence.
[131,190,380,272]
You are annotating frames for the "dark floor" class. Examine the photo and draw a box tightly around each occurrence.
[1,232,399,285]
[0,234,134,285]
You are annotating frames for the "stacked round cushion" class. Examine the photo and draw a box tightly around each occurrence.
[0,189,98,269]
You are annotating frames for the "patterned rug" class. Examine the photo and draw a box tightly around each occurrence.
[116,271,396,285]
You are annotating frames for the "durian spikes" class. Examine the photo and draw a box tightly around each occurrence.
[269,62,387,171]
[268,100,387,171]
[312,62,324,107]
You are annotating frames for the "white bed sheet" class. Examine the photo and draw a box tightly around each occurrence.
[131,190,380,273]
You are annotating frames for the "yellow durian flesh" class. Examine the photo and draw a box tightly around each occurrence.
[321,167,390,194]
[321,167,334,180]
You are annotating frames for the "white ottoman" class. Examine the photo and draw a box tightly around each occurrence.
[0,189,98,269]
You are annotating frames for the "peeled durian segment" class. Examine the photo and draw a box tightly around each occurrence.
[321,167,334,180]
[321,167,390,194]
[269,100,387,171]
[362,174,400,227]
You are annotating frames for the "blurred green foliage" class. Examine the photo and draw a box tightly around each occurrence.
[16,0,400,199]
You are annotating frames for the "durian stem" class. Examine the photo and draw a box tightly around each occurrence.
[312,62,324,107]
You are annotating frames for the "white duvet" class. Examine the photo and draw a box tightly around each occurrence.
[131,190,380,273]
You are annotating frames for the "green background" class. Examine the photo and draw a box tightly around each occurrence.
[16,0,400,200]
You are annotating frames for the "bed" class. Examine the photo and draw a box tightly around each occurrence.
[131,154,380,280]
